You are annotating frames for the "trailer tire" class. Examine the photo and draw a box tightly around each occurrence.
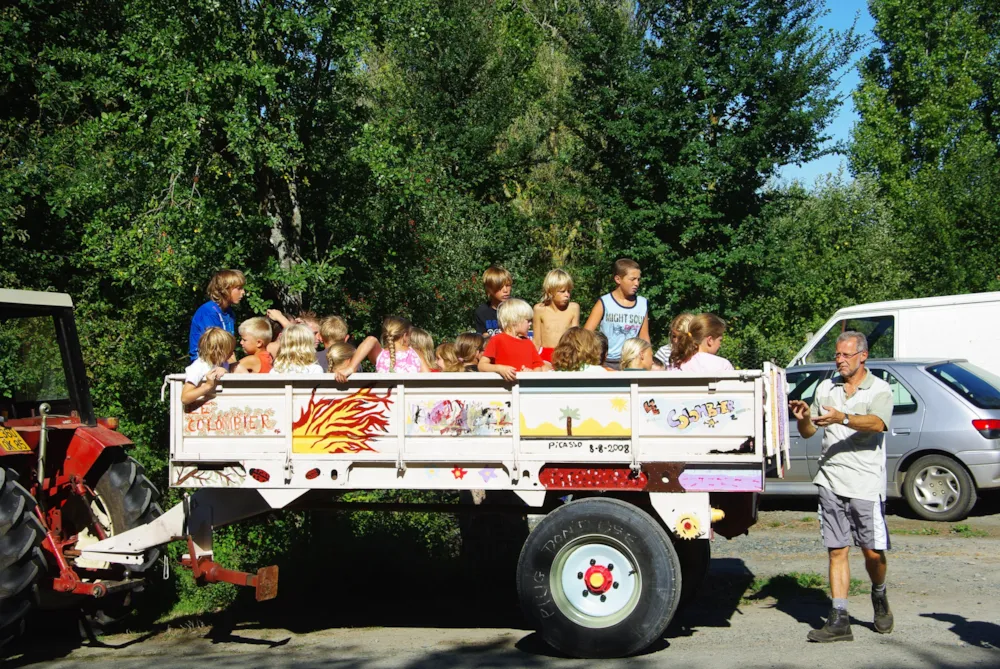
[517,498,680,658]
[0,468,46,648]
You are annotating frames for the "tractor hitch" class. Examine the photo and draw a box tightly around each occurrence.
[181,537,278,602]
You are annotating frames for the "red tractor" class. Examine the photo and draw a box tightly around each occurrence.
[0,289,161,645]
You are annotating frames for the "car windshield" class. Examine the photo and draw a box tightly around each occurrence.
[927,362,1000,410]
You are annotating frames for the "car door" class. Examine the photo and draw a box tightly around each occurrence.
[785,368,832,481]
[867,365,924,496]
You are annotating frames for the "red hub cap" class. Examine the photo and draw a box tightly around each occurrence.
[583,564,613,594]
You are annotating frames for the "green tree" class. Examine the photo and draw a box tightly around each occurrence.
[850,0,1000,294]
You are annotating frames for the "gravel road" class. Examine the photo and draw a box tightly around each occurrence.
[8,500,1000,669]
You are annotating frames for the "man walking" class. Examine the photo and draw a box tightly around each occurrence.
[789,331,894,642]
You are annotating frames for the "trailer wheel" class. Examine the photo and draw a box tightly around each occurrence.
[60,456,163,626]
[517,498,680,658]
[0,468,46,647]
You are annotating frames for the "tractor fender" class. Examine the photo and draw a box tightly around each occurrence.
[64,426,133,480]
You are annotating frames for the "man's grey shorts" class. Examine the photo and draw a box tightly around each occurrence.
[817,485,891,551]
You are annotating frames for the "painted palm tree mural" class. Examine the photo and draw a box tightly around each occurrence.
[559,407,581,436]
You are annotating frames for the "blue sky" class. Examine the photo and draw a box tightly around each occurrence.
[776,0,876,186]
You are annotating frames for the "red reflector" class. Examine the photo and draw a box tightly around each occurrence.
[972,419,1000,439]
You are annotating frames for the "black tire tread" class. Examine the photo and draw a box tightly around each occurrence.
[0,472,45,648]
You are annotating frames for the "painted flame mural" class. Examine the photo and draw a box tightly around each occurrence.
[292,387,392,453]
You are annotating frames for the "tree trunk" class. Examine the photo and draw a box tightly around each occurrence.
[566,417,572,436]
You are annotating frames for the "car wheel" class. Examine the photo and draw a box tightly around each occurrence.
[902,454,977,522]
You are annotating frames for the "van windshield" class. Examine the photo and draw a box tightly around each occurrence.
[927,362,1000,410]
[805,316,895,363]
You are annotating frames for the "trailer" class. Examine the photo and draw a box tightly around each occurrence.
[78,365,791,657]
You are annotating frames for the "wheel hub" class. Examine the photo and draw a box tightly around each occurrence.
[584,564,613,594]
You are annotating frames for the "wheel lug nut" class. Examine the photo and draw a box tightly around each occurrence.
[608,563,614,571]
[590,559,596,566]
[577,572,583,579]
[600,595,607,602]
[613,582,619,589]
[582,590,589,597]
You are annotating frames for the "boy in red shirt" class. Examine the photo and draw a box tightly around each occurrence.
[479,299,549,380]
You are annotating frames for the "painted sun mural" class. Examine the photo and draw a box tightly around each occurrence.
[292,387,392,453]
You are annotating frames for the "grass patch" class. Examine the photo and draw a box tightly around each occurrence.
[742,572,867,604]
[889,526,940,536]
[767,520,784,528]
[800,516,815,523]
[951,524,988,538]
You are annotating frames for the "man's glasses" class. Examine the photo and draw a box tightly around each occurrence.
[833,351,862,361]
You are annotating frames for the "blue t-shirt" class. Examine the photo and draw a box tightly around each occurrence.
[599,293,648,361]
[189,300,235,361]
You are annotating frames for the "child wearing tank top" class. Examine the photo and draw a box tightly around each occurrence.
[582,258,650,369]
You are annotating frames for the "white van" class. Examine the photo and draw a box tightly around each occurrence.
[788,292,1000,375]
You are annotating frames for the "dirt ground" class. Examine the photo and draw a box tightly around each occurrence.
[7,497,1000,668]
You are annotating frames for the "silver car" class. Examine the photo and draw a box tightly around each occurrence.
[765,359,1000,521]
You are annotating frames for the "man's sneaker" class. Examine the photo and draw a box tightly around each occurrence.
[807,607,854,642]
[872,587,894,634]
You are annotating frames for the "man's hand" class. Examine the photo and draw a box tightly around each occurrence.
[789,400,811,421]
[813,405,846,427]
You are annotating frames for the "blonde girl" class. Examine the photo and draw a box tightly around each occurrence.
[620,337,654,371]
[435,343,465,372]
[669,313,734,372]
[181,328,236,404]
[376,317,430,373]
[551,327,605,372]
[273,324,323,374]
[455,332,484,372]
[409,328,437,372]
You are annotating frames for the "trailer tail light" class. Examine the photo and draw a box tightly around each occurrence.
[972,419,1000,439]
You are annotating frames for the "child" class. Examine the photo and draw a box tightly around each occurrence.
[189,270,245,362]
[182,328,236,405]
[436,343,465,372]
[478,299,546,380]
[593,331,611,371]
[661,312,694,369]
[620,337,654,371]
[272,324,324,374]
[326,342,357,376]
[455,332,484,372]
[532,269,580,363]
[551,327,605,372]
[234,317,274,374]
[473,266,513,338]
[376,317,430,373]
[265,309,324,360]
[409,328,437,372]
[669,313,734,372]
[583,258,649,369]
[320,316,350,346]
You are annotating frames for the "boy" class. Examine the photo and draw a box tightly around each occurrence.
[266,309,327,368]
[473,266,513,338]
[233,317,274,374]
[583,258,649,370]
[479,299,547,381]
[533,269,580,363]
[320,315,350,346]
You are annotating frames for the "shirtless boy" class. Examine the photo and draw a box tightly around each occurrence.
[533,269,579,363]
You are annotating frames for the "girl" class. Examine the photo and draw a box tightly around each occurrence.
[181,328,236,405]
[272,324,323,374]
[409,328,437,372]
[376,317,430,373]
[189,269,245,362]
[620,337,654,371]
[455,332,484,372]
[551,327,605,372]
[668,313,735,372]
[435,343,465,372]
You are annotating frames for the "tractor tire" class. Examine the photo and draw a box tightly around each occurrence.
[517,497,681,658]
[58,456,163,628]
[0,468,46,648]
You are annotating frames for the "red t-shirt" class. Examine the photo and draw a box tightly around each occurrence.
[483,332,543,370]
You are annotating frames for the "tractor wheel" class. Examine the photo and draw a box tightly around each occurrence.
[59,455,163,628]
[517,497,681,658]
[0,468,46,648]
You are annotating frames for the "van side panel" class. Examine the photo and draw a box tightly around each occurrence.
[899,303,1000,374]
